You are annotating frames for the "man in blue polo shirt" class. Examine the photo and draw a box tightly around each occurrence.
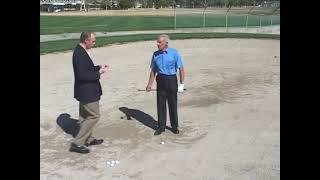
[146,34,185,135]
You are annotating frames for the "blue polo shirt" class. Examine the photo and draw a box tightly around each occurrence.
[150,47,184,75]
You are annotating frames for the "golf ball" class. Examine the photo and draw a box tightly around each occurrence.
[161,141,164,144]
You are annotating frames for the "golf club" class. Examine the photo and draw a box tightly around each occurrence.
[137,88,187,91]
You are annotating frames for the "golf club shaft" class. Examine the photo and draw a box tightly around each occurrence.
[138,88,187,91]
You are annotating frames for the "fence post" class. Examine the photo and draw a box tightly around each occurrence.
[247,6,255,32]
[226,6,232,33]
[174,7,176,30]
[203,9,206,28]
[204,0,207,28]
[246,15,248,30]
[270,16,273,26]
[83,1,86,12]
[226,14,228,32]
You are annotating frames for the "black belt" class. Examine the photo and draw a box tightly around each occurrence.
[158,73,176,77]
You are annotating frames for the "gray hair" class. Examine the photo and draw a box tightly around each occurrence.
[80,31,95,43]
[158,34,170,44]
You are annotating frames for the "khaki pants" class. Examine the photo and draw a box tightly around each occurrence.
[72,101,100,146]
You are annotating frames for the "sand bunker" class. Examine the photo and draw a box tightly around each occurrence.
[40,38,280,180]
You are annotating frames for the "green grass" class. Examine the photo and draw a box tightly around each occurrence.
[40,33,280,55]
[40,15,280,35]
[40,16,174,34]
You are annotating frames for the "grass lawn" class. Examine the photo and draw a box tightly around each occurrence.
[40,33,280,54]
[40,15,280,35]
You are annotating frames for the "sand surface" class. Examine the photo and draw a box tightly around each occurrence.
[40,39,280,180]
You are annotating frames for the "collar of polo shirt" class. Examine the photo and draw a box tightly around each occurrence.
[162,48,168,54]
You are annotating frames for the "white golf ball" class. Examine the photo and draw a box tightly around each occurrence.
[161,141,164,144]
[115,160,120,164]
[110,164,114,167]
[111,160,115,164]
[107,161,111,165]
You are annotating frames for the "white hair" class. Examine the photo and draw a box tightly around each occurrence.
[158,34,170,45]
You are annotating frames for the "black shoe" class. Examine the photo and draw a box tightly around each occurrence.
[172,128,180,134]
[69,143,90,154]
[85,139,104,146]
[154,129,164,135]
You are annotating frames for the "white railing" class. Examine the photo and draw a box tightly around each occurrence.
[40,0,84,5]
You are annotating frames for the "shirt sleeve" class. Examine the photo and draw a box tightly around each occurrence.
[175,51,184,69]
[94,65,101,71]
[150,54,156,70]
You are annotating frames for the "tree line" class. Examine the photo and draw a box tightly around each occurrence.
[86,0,279,9]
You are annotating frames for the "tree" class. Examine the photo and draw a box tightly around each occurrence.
[119,0,135,9]
[175,0,186,7]
[100,0,112,9]
[158,0,172,8]
[147,0,155,8]
[141,0,148,8]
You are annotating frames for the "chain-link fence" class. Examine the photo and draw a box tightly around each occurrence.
[174,6,280,31]
[40,1,280,35]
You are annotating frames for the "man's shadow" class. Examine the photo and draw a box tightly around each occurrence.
[119,107,173,131]
[56,113,80,138]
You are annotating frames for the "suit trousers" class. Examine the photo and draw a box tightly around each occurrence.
[72,101,100,146]
[156,74,178,131]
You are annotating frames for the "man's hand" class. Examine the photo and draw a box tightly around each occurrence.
[99,64,109,74]
[146,84,152,92]
[99,64,109,69]
[99,68,106,74]
[178,84,184,92]
[146,70,156,92]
